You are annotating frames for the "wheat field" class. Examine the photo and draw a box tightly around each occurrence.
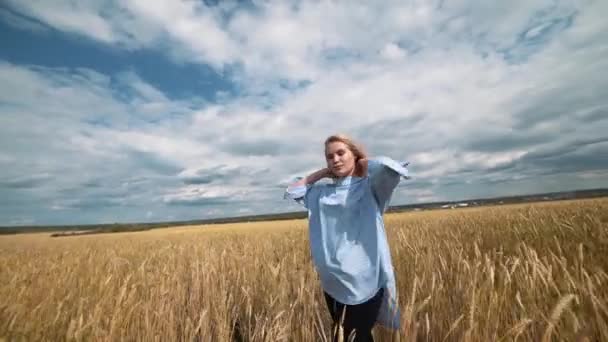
[1,199,607,341]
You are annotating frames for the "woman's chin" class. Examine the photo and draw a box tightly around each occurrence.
[333,170,351,177]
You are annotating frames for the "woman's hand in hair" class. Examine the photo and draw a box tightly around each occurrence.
[290,167,333,188]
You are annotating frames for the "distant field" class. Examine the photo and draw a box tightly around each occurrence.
[1,199,607,341]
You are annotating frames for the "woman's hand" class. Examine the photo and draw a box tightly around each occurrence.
[322,167,334,178]
[290,167,333,188]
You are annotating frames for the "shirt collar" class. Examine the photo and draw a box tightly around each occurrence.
[332,176,364,187]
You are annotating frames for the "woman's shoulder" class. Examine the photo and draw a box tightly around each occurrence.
[368,156,409,178]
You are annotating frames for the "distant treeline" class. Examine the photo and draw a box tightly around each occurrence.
[46,211,310,237]
[0,211,310,236]
[1,188,606,236]
[389,188,608,211]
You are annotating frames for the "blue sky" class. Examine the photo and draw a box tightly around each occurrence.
[1,0,607,226]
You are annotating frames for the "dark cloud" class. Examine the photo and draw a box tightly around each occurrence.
[354,115,428,154]
[182,177,213,185]
[164,196,232,206]
[0,188,43,207]
[359,115,427,136]
[180,165,273,186]
[580,107,608,124]
[62,197,128,210]
[520,138,608,161]
[512,81,608,131]
[401,179,435,190]
[0,7,49,33]
[435,140,608,187]
[180,165,243,185]
[125,150,183,176]
[518,141,608,174]
[0,174,52,189]
[463,129,552,153]
[80,179,102,188]
[219,138,303,156]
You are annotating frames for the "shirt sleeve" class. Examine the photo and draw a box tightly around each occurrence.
[368,156,410,212]
[283,178,316,209]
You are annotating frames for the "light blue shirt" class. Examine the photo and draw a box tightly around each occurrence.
[284,156,409,330]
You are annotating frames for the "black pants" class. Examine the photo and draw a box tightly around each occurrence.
[324,288,384,342]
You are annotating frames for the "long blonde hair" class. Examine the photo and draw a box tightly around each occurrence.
[324,134,368,161]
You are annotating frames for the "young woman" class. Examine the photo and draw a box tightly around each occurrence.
[284,134,409,341]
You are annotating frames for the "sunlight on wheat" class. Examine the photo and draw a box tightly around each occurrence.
[1,199,607,341]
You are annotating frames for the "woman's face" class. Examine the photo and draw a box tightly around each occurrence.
[325,141,356,177]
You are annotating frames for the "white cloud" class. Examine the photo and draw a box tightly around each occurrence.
[2,0,608,225]
[380,43,407,60]
[0,7,48,33]
[123,0,238,67]
[4,0,116,42]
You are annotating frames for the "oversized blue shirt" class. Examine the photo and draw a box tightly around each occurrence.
[284,156,409,329]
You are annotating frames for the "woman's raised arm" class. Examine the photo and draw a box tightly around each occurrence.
[289,167,332,188]
[367,157,410,212]
[284,167,332,207]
